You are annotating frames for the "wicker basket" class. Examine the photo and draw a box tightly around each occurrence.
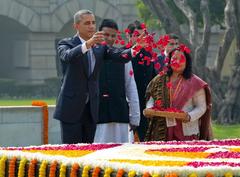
[143,108,187,120]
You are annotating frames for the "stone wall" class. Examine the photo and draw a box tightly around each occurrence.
[0,0,139,84]
[0,105,61,147]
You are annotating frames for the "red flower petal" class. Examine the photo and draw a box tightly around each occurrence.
[140,23,146,29]
[166,81,172,88]
[120,40,125,45]
[133,30,140,37]
[117,35,122,40]
[121,53,129,59]
[124,28,131,34]
[101,41,107,45]
[125,42,132,49]
[129,69,134,76]
[154,63,161,70]
[154,99,162,108]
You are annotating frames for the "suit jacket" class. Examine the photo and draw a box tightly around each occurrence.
[53,35,131,123]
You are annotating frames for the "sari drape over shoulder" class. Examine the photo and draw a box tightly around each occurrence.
[144,75,169,141]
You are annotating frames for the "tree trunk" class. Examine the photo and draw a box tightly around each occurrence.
[217,0,240,123]
[173,0,198,49]
[213,0,235,80]
[194,0,211,76]
[141,0,191,48]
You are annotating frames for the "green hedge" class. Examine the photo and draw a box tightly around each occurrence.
[0,78,61,98]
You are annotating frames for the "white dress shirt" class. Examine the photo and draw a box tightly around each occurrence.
[94,62,140,143]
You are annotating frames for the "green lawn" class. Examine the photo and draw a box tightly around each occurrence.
[0,99,239,139]
[0,98,56,106]
[212,123,240,139]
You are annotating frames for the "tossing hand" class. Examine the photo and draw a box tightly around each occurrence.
[86,31,105,48]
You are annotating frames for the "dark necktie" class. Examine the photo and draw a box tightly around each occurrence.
[87,51,92,77]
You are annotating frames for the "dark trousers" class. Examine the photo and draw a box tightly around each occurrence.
[60,102,96,144]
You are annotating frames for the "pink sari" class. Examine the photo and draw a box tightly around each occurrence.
[167,74,212,141]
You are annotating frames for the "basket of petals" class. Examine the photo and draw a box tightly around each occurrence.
[143,107,187,119]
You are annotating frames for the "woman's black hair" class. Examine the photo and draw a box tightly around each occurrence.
[167,49,192,79]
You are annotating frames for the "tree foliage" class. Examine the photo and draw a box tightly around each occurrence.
[139,0,240,124]
[137,0,225,29]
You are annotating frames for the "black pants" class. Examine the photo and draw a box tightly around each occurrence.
[60,102,96,144]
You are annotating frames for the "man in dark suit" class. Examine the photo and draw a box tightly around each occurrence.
[53,10,142,144]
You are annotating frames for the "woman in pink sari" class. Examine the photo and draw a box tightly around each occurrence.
[144,49,213,141]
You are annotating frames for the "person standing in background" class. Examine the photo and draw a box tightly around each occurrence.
[155,33,180,74]
[94,19,140,143]
[126,20,156,141]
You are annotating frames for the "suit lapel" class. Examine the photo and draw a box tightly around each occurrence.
[72,35,89,78]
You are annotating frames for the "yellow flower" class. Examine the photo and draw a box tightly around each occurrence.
[60,164,67,177]
[82,165,91,177]
[188,173,197,177]
[39,160,48,177]
[0,156,7,177]
[224,172,233,177]
[17,158,27,177]
[152,173,160,177]
[128,170,136,177]
[104,167,113,177]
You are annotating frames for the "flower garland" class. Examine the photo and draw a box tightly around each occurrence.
[59,164,67,177]
[70,163,79,177]
[1,139,240,177]
[82,165,91,177]
[32,100,48,144]
[116,169,124,177]
[8,157,17,177]
[39,160,48,177]
[205,172,214,177]
[165,173,178,177]
[142,172,150,177]
[224,172,233,177]
[103,167,113,177]
[49,161,58,177]
[128,170,136,177]
[188,173,197,177]
[0,156,7,177]
[92,167,101,177]
[17,158,27,177]
[27,159,37,177]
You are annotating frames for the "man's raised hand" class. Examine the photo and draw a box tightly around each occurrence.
[86,31,105,48]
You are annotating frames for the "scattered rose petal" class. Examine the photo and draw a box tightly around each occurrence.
[129,69,134,76]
